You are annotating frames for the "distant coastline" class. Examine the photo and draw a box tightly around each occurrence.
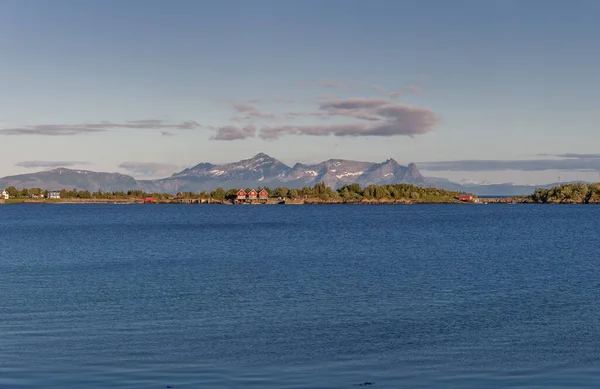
[0,196,571,205]
[0,197,517,205]
[2,182,599,205]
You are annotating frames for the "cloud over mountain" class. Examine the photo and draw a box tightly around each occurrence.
[258,99,438,140]
[119,162,180,178]
[420,158,600,172]
[212,96,439,141]
[211,125,256,140]
[15,161,92,169]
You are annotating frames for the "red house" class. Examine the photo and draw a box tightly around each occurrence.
[247,189,258,200]
[258,189,269,200]
[236,189,247,200]
[459,194,474,202]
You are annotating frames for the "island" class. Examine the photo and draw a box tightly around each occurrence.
[1,182,599,205]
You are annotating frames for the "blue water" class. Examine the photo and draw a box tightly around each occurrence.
[1,204,600,388]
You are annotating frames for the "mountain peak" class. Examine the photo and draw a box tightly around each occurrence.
[382,158,399,166]
[252,152,271,159]
[405,163,424,181]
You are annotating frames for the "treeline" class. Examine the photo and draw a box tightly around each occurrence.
[4,183,465,201]
[531,182,600,203]
[224,182,462,201]
[3,187,173,200]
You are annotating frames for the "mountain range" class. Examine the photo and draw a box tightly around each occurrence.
[0,153,570,196]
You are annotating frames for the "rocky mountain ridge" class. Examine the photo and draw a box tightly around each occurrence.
[144,153,425,192]
[0,153,566,196]
[0,153,424,193]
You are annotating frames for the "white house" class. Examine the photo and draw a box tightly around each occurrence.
[47,191,61,199]
[1,189,8,200]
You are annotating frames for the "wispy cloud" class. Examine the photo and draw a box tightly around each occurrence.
[247,112,276,119]
[319,98,390,110]
[420,159,600,172]
[274,97,298,103]
[1,125,106,136]
[216,90,440,141]
[405,85,422,94]
[0,120,202,136]
[233,104,257,113]
[231,104,277,121]
[372,86,402,98]
[372,85,421,98]
[539,153,600,159]
[371,85,388,95]
[211,125,256,141]
[300,81,346,88]
[325,109,381,121]
[256,98,438,139]
[259,101,438,140]
[119,162,179,178]
[283,112,330,120]
[15,161,92,169]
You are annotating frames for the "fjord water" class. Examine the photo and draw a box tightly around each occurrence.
[1,205,600,388]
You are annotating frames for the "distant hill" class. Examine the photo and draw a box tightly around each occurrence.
[424,177,589,197]
[0,153,577,196]
[0,168,138,192]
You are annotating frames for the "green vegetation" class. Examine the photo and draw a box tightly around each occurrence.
[2,182,466,203]
[2,186,172,201]
[531,182,600,204]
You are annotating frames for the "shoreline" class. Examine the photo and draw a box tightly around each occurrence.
[3,198,597,205]
[3,196,599,205]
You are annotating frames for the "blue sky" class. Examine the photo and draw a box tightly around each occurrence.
[1,0,599,184]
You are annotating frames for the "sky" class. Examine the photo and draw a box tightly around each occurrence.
[1,0,599,185]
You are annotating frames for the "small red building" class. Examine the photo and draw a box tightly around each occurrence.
[258,189,269,200]
[459,194,474,202]
[247,189,258,200]
[236,189,247,200]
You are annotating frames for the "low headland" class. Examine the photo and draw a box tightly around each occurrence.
[1,182,599,205]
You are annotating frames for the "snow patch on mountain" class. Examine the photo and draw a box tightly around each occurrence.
[336,171,363,179]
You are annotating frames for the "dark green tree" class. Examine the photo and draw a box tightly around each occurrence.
[210,187,226,199]
[225,188,239,200]
[273,187,289,198]
[6,186,19,198]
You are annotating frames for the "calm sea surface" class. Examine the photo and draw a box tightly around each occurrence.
[1,204,600,388]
